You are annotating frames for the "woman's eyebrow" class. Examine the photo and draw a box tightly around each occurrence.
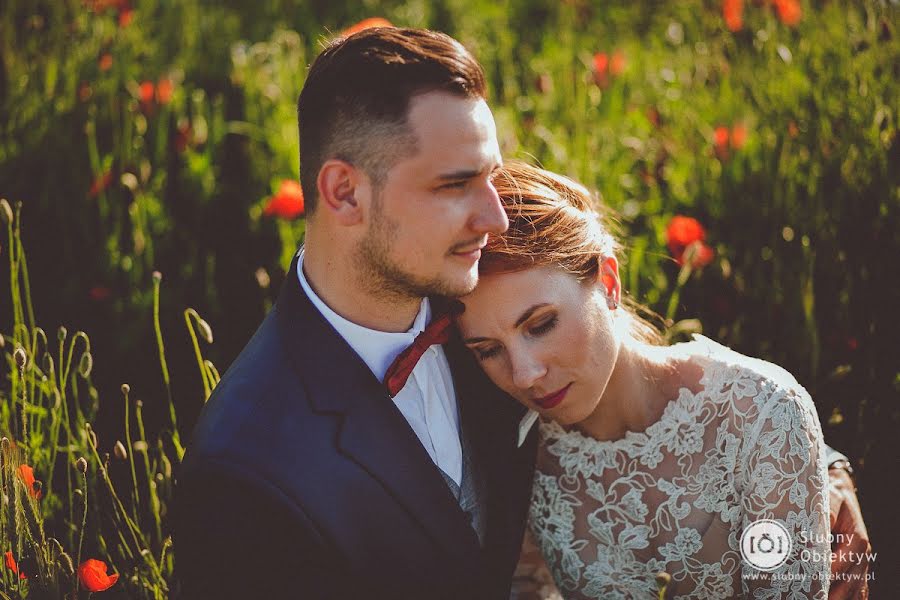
[463,303,551,344]
[514,303,551,328]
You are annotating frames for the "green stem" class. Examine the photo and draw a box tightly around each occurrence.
[123,388,141,521]
[153,276,184,458]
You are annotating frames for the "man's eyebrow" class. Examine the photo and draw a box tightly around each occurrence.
[463,303,551,344]
[435,162,501,182]
[435,169,481,181]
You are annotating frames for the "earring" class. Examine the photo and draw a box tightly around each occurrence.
[607,295,618,310]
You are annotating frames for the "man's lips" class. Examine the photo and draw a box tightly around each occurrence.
[534,384,571,410]
[451,244,485,260]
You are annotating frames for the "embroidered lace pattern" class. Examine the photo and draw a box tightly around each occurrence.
[529,337,829,599]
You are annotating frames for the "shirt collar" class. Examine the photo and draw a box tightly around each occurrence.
[296,248,431,381]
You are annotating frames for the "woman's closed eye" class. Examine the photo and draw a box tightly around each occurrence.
[529,315,558,336]
[474,345,501,361]
[470,316,558,361]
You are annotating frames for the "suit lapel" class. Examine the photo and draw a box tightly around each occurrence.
[274,256,481,566]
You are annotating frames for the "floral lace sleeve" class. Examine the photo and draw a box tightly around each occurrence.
[738,376,830,599]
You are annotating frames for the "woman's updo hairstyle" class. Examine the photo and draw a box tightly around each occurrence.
[483,161,663,344]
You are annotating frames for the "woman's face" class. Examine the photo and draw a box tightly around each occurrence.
[456,263,621,425]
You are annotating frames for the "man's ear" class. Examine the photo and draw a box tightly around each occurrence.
[316,159,367,226]
[598,256,621,305]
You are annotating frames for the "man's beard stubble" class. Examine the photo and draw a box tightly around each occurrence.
[353,192,477,303]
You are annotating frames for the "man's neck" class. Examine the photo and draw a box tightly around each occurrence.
[301,244,422,333]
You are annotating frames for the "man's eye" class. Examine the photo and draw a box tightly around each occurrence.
[529,316,558,336]
[442,181,467,190]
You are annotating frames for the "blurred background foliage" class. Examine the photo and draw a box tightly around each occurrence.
[0,0,898,596]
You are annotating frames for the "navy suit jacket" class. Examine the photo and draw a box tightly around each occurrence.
[174,256,538,599]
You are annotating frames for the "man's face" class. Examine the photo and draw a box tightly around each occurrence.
[354,91,507,300]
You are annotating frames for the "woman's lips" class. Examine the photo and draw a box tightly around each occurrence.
[534,383,571,410]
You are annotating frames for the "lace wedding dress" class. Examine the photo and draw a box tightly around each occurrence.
[529,336,830,599]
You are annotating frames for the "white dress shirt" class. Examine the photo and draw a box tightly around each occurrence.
[296,250,463,485]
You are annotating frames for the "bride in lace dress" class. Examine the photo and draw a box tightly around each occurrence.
[455,162,830,599]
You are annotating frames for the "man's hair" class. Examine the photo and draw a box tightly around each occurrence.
[297,27,487,215]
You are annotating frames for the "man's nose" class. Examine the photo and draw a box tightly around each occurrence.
[510,349,547,391]
[470,178,508,235]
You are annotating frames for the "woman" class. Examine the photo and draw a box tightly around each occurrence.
[455,162,830,598]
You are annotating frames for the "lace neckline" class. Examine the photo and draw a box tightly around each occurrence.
[538,342,720,453]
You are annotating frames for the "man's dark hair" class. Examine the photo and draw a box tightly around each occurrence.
[297,27,487,215]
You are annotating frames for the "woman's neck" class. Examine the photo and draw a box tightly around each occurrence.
[575,340,678,441]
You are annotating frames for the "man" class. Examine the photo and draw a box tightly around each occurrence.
[175,27,869,599]
[175,28,534,599]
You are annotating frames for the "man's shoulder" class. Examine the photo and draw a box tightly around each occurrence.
[182,309,316,473]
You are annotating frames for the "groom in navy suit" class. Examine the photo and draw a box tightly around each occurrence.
[174,28,536,598]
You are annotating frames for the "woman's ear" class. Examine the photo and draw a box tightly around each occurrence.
[598,256,621,309]
[316,159,367,226]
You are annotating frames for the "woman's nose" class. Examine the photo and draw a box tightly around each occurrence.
[510,349,547,390]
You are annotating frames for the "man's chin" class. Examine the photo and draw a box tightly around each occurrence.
[438,265,479,298]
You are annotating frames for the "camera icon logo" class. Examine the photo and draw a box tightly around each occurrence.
[740,519,792,571]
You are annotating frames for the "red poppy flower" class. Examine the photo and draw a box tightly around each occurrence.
[773,0,802,26]
[667,216,705,250]
[156,78,174,104]
[78,559,119,592]
[593,52,609,76]
[788,121,799,138]
[714,126,729,151]
[340,17,393,38]
[264,180,305,219]
[730,123,747,149]
[5,551,26,580]
[89,285,111,301]
[138,81,154,104]
[89,171,113,198]
[175,122,193,153]
[666,216,714,267]
[610,50,626,76]
[688,242,715,268]
[118,8,134,27]
[99,53,113,71]
[78,82,93,102]
[17,464,42,500]
[723,0,744,32]
[592,52,610,87]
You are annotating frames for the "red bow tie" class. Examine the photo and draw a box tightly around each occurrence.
[383,304,462,397]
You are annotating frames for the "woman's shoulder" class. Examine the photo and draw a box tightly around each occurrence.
[671,334,809,399]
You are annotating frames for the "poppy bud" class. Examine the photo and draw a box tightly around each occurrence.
[0,199,12,224]
[121,383,130,396]
[57,326,67,342]
[113,441,127,461]
[76,457,88,474]
[14,347,26,370]
[656,571,671,589]
[152,271,162,283]
[197,318,213,344]
[132,441,148,453]
[78,352,93,378]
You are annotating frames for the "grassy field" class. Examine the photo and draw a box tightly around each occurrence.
[1,0,897,597]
